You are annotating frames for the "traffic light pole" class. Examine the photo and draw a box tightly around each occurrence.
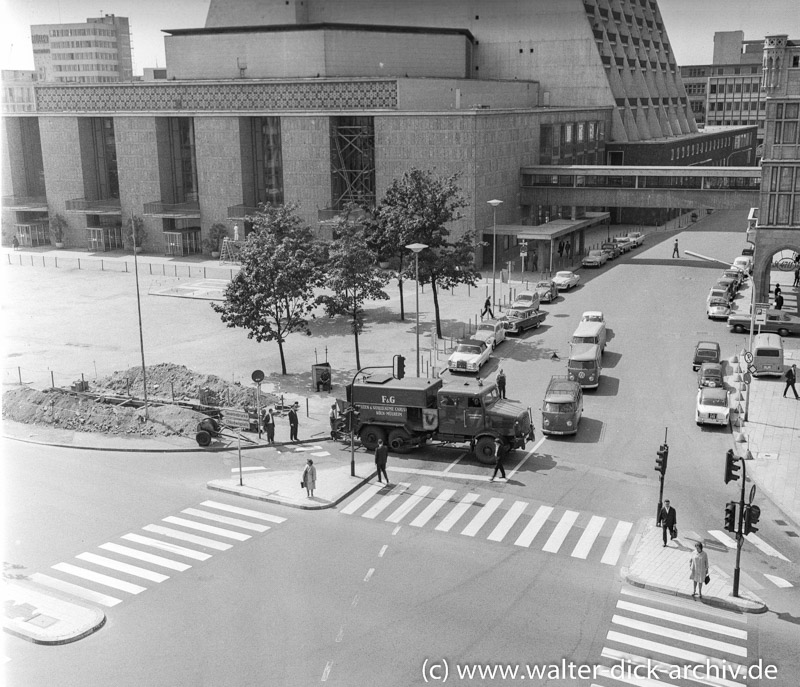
[655,428,668,525]
[733,455,747,597]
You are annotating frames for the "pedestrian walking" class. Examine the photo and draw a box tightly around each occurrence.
[329,403,339,439]
[288,402,300,442]
[480,297,495,320]
[784,363,799,399]
[774,283,782,299]
[12,235,19,251]
[489,438,506,482]
[775,293,784,310]
[302,458,316,498]
[672,238,679,258]
[496,368,507,399]
[263,407,276,444]
[794,267,799,288]
[565,240,572,258]
[375,439,389,484]
[657,499,677,547]
[689,542,709,598]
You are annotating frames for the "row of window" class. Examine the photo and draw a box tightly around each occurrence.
[772,102,800,145]
[53,64,120,72]
[47,28,117,37]
[51,52,118,61]
[522,174,759,190]
[709,81,761,94]
[705,119,764,130]
[53,76,121,83]
[765,166,800,225]
[50,40,118,49]
[708,101,766,112]
[684,66,759,78]
[667,134,752,161]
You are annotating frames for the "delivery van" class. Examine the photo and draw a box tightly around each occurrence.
[541,376,583,435]
[571,320,607,353]
[752,333,784,377]
[567,344,602,389]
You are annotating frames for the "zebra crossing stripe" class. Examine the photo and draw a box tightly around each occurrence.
[514,505,554,547]
[542,510,580,553]
[340,484,385,515]
[615,600,748,640]
[745,533,790,561]
[601,520,633,566]
[409,489,456,528]
[229,466,265,473]
[162,516,251,541]
[181,507,271,532]
[143,524,232,551]
[619,587,748,623]
[29,572,122,607]
[571,515,606,559]
[763,573,793,588]
[611,615,747,657]
[461,497,504,537]
[435,493,480,532]
[487,501,528,542]
[362,483,410,519]
[52,562,147,594]
[200,500,287,524]
[708,530,737,549]
[386,486,432,524]
[122,533,212,560]
[600,647,747,687]
[99,542,191,572]
[606,630,747,673]
[75,552,170,583]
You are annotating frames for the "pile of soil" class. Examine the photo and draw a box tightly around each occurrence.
[2,363,279,437]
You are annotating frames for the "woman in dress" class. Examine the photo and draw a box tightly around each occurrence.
[302,458,316,498]
[689,542,709,598]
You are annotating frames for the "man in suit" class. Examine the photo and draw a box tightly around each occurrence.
[657,499,677,547]
[375,439,389,484]
[288,402,299,442]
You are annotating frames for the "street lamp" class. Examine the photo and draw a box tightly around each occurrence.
[406,242,428,377]
[487,199,503,310]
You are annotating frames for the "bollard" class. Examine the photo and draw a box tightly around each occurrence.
[51,371,55,388]
[149,264,152,275]
[78,258,81,269]
[101,260,104,271]
[42,256,45,267]
[18,367,22,384]
[204,267,206,279]
[306,397,309,417]
[171,381,175,403]
[163,264,166,275]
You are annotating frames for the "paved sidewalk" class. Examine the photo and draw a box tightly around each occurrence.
[3,579,106,645]
[622,518,767,614]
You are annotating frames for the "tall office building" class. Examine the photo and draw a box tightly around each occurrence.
[31,14,133,83]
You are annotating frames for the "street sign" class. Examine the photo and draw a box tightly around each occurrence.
[749,484,756,504]
[251,369,265,383]
[743,351,754,364]
[747,364,757,375]
[755,308,766,325]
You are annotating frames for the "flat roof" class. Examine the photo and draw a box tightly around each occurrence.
[498,212,610,241]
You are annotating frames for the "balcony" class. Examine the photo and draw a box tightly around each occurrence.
[2,195,48,212]
[65,197,121,216]
[142,201,201,219]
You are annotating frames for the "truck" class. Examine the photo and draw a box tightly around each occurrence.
[343,374,534,464]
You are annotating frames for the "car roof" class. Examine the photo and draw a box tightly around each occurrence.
[709,298,729,306]
[699,362,723,372]
[569,343,600,360]
[582,311,603,317]
[457,339,485,347]
[699,387,728,400]
[555,271,574,277]
[696,341,720,350]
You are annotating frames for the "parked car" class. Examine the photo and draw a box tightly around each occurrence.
[612,236,634,253]
[708,286,734,305]
[626,232,645,247]
[512,291,540,311]
[534,280,559,303]
[693,341,720,371]
[447,339,492,373]
[731,255,753,275]
[581,311,605,324]
[503,306,547,335]
[582,249,608,268]
[710,280,736,302]
[601,242,621,260]
[722,268,745,289]
[552,271,581,290]
[717,276,739,295]
[707,298,732,320]
[728,309,800,337]
[475,319,506,350]
[697,362,724,388]
[741,243,755,257]
[695,387,731,427]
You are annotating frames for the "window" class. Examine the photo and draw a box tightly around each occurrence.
[577,123,585,142]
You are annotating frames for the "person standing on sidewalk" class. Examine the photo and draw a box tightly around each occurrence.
[329,403,339,439]
[12,235,19,251]
[657,499,677,547]
[302,458,316,498]
[775,292,784,310]
[784,364,799,399]
[689,542,709,598]
[496,368,507,399]
[263,407,276,444]
[375,439,389,484]
[480,297,494,320]
[489,438,506,482]
[288,402,300,442]
[794,266,799,288]
[672,238,679,258]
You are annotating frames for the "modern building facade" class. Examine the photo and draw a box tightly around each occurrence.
[31,14,133,84]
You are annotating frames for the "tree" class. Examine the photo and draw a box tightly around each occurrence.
[319,217,389,370]
[362,203,411,321]
[211,204,324,375]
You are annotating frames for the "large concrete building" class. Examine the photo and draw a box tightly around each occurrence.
[2,0,753,270]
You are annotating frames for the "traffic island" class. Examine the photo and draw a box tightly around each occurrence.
[621,518,767,614]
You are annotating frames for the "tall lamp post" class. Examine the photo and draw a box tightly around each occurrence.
[406,243,428,377]
[487,199,503,310]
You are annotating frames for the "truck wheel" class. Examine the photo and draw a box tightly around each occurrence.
[474,436,497,465]
[195,430,212,447]
[359,425,386,451]
[388,428,413,454]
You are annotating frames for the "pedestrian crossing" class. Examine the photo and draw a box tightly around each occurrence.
[28,500,286,609]
[338,483,634,566]
[593,587,752,687]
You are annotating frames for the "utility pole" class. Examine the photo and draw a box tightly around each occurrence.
[654,428,669,524]
[131,213,149,420]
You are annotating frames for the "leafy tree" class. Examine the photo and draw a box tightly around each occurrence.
[319,217,389,370]
[362,204,411,320]
[211,204,324,375]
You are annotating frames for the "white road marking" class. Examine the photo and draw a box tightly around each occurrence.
[606,630,746,672]
[52,562,147,594]
[619,587,748,623]
[708,530,737,549]
[487,501,528,542]
[201,500,287,523]
[611,615,747,657]
[76,552,170,583]
[99,543,191,571]
[378,545,388,558]
[391,526,401,535]
[763,573,793,588]
[601,520,633,566]
[335,626,344,642]
[143,524,232,551]
[571,515,606,559]
[745,533,790,561]
[340,484,384,515]
[162,516,251,541]
[385,486,432,523]
[410,489,456,527]
[30,572,122,607]
[505,436,546,480]
[542,510,580,553]
[361,483,410,520]
[181,507,270,532]
[364,568,374,582]
[615,600,748,639]
[321,660,333,681]
[461,497,503,537]
[435,493,480,532]
[514,505,554,547]
[229,466,265,473]
[442,453,466,473]
[122,533,212,560]
[600,647,746,687]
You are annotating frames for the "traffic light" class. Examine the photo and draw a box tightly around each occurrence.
[744,504,761,535]
[654,444,669,475]
[394,354,406,380]
[724,501,737,533]
[724,449,740,484]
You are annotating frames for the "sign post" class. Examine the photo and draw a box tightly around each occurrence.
[251,369,265,439]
